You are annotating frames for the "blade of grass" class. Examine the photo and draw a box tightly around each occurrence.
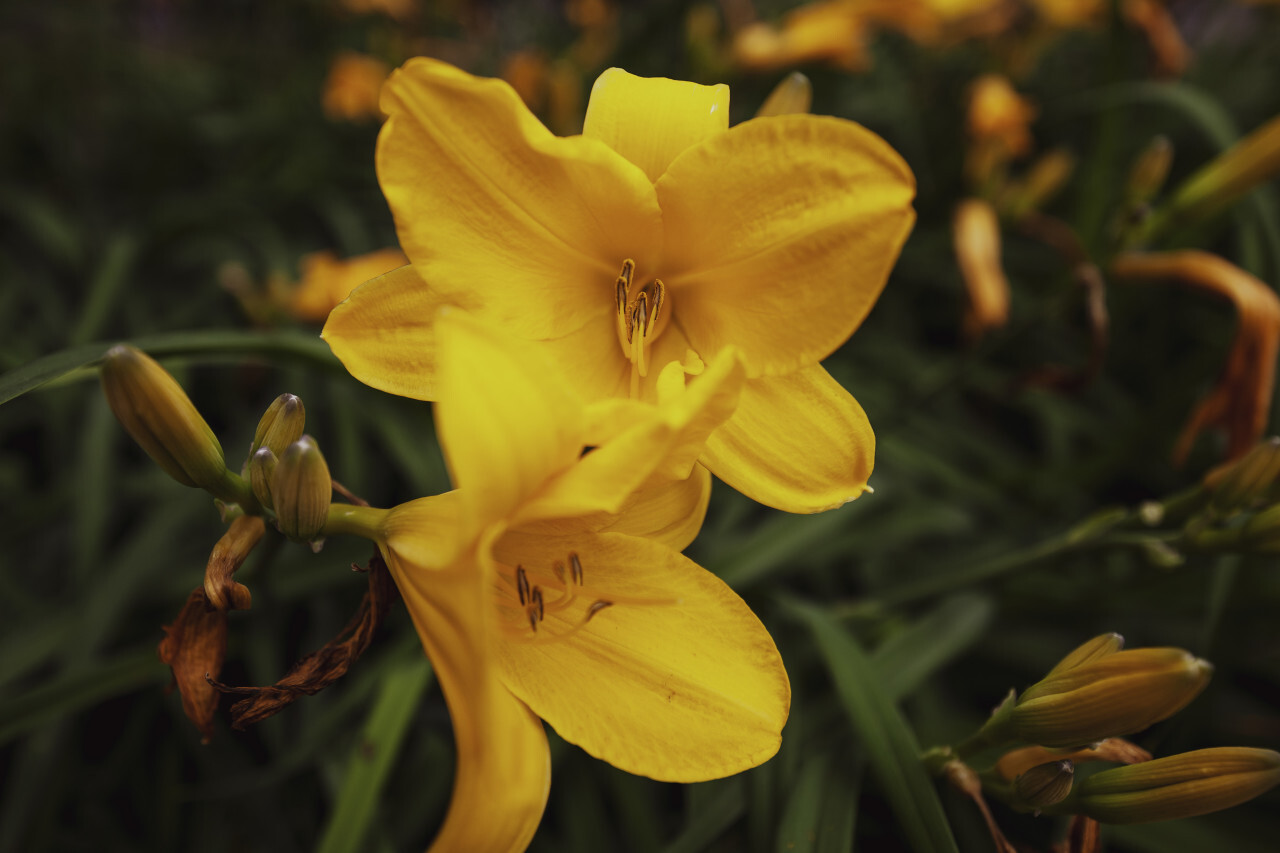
[786,599,960,853]
[0,328,340,405]
[316,657,434,853]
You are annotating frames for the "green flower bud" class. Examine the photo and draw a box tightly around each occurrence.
[1077,748,1280,824]
[1163,115,1280,229]
[100,344,230,494]
[1013,760,1074,811]
[249,393,305,460]
[248,447,278,511]
[1012,646,1212,749]
[272,436,331,542]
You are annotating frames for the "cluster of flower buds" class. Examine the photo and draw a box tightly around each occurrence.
[951,634,1279,826]
[100,345,332,546]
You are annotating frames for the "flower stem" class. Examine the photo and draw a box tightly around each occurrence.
[322,503,387,541]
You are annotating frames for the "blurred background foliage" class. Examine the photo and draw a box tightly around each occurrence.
[3,0,1280,851]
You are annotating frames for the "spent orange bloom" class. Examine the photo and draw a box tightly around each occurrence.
[1111,251,1280,463]
[953,198,1012,339]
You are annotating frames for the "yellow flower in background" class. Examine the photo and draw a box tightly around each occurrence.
[289,248,408,322]
[953,198,1011,339]
[323,58,916,512]
[322,51,391,122]
[328,309,790,850]
[1111,251,1280,464]
[968,73,1036,158]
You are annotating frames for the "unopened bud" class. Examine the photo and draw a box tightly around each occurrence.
[272,436,331,542]
[1012,645,1212,748]
[250,393,305,459]
[1125,135,1174,206]
[1077,747,1280,824]
[1014,760,1075,811]
[100,344,229,494]
[1209,437,1280,515]
[756,71,812,117]
[1045,633,1125,678]
[954,198,1011,340]
[249,447,278,510]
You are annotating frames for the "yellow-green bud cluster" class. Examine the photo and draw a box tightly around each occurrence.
[1076,748,1280,824]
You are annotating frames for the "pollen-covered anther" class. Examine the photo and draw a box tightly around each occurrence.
[612,259,668,381]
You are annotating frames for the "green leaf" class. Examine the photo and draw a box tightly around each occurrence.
[873,594,994,701]
[316,657,434,853]
[774,752,860,853]
[0,328,340,406]
[663,779,746,853]
[786,599,960,853]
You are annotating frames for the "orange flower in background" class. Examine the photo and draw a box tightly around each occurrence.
[732,1,870,72]
[323,51,391,122]
[953,198,1011,339]
[1111,251,1280,463]
[289,248,408,323]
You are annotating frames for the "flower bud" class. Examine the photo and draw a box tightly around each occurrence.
[1077,748,1280,824]
[1011,646,1212,748]
[953,198,1010,340]
[1005,148,1075,220]
[1044,633,1125,679]
[756,71,812,117]
[250,393,305,460]
[100,344,229,493]
[248,447,278,511]
[1013,760,1074,811]
[272,436,331,542]
[1209,437,1280,515]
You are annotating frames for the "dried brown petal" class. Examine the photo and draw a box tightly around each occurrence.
[208,552,396,728]
[203,515,264,612]
[158,588,227,744]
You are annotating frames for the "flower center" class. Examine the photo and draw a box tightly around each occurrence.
[495,550,674,643]
[614,259,669,391]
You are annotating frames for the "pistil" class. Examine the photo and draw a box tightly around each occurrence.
[614,259,667,396]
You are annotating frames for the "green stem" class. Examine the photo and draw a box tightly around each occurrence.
[322,504,388,541]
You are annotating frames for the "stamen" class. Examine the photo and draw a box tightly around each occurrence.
[552,560,566,584]
[569,552,584,586]
[527,610,539,632]
[533,587,545,623]
[585,600,613,621]
[516,566,530,607]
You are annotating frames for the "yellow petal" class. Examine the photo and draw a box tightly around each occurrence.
[658,115,916,376]
[380,519,551,853]
[322,263,472,401]
[491,531,789,782]
[291,248,408,323]
[583,68,729,183]
[435,310,584,532]
[701,363,874,512]
[511,348,742,527]
[593,463,713,551]
[378,57,662,340]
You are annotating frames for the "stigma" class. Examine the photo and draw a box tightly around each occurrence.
[614,259,667,389]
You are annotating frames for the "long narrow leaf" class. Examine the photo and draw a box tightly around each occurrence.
[787,599,960,853]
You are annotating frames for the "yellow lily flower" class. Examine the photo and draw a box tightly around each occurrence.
[327,309,790,850]
[322,58,916,513]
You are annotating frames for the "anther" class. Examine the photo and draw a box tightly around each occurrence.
[532,587,545,623]
[569,552,584,585]
[552,560,566,584]
[585,600,613,621]
[516,566,530,607]
[527,610,539,632]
